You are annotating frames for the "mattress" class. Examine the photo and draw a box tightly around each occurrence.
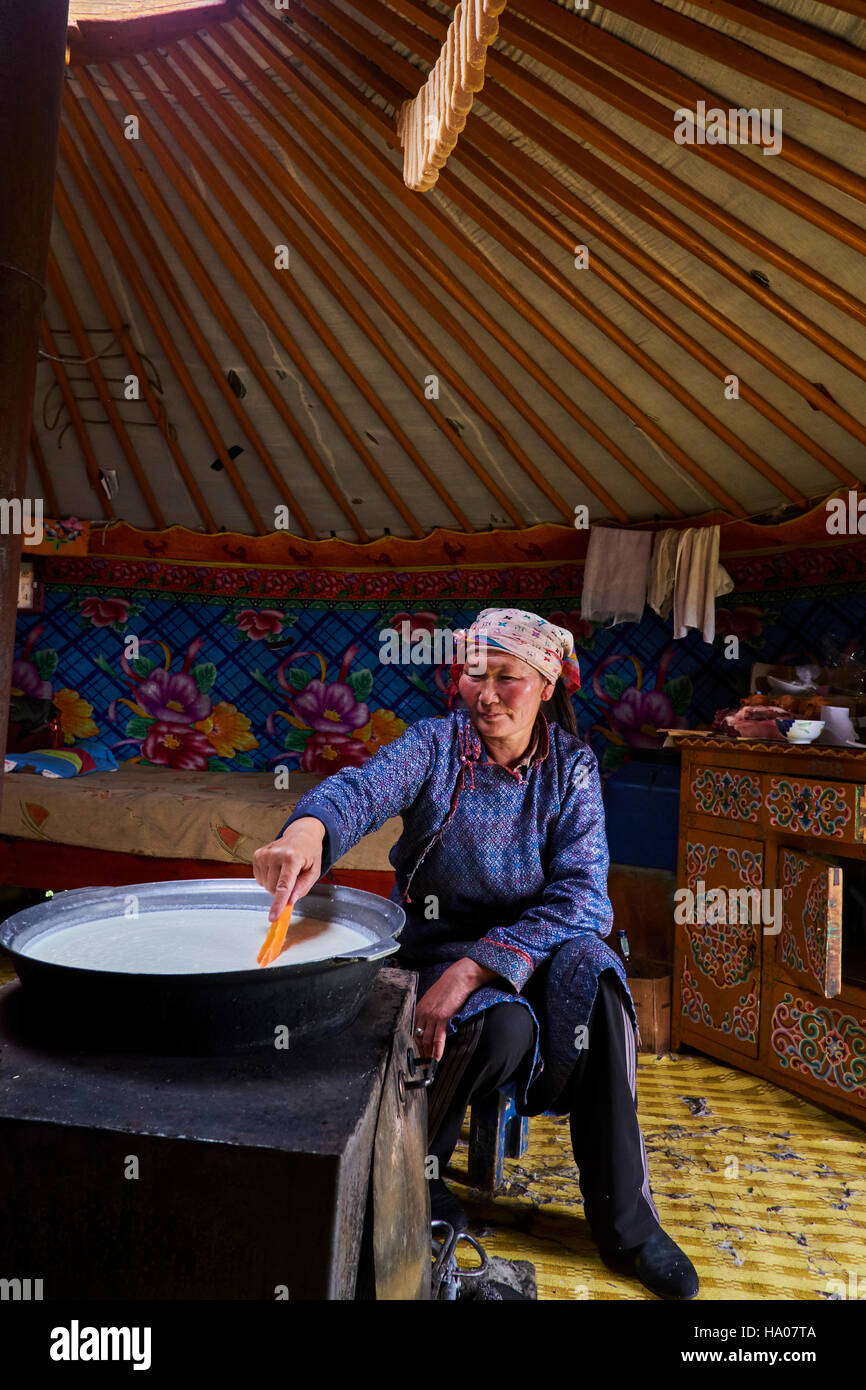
[0,765,401,869]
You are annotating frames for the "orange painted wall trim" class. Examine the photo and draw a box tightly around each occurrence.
[87,492,866,569]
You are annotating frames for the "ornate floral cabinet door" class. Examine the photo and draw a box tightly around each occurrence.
[678,833,763,1058]
[767,986,866,1116]
[776,848,842,998]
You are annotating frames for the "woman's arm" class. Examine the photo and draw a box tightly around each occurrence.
[255,718,438,917]
[460,749,613,991]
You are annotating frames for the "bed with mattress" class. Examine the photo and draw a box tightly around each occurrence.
[0,765,400,894]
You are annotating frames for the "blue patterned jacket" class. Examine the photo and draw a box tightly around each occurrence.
[281,705,635,1114]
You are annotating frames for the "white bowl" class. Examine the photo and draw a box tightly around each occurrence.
[782,720,825,745]
[767,676,817,695]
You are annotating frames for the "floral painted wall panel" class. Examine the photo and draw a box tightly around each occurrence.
[12,568,866,775]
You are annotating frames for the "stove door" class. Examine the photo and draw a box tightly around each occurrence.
[371,975,431,1300]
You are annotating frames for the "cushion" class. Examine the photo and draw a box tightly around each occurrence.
[4,742,119,778]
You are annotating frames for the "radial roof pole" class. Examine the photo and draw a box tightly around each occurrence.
[0,1,69,814]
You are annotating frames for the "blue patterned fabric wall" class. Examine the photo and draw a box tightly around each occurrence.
[12,579,866,774]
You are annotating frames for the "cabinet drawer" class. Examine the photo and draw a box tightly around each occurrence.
[690,766,762,823]
[764,777,865,844]
[767,978,866,1113]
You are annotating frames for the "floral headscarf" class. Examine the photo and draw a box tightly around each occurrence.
[449,608,581,707]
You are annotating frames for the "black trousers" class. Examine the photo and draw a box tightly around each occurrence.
[426,968,661,1252]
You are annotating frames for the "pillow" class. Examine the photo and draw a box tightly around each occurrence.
[4,742,118,778]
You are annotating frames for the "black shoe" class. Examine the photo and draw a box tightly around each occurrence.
[599,1227,699,1300]
[429,1178,468,1233]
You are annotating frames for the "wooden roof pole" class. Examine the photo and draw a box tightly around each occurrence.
[28,427,59,518]
[62,96,269,536]
[317,8,864,470]
[460,84,866,448]
[504,0,866,207]
[62,95,336,545]
[438,159,838,491]
[80,78,312,540]
[219,32,663,522]
[0,0,66,813]
[461,95,866,388]
[490,13,866,259]
[454,144,859,484]
[53,177,218,532]
[802,0,866,15]
[46,251,166,528]
[58,126,236,534]
[196,45,620,525]
[245,13,746,515]
[335,10,851,479]
[253,12,863,493]
[66,82,267,537]
[349,0,866,261]
[184,36,613,522]
[40,322,114,519]
[481,72,866,332]
[594,0,866,129]
[403,0,866,112]
[291,0,866,334]
[316,7,866,445]
[104,61,424,540]
[799,0,866,16]
[171,46,493,532]
[684,0,866,80]
[179,51,522,535]
[282,2,866,370]
[61,86,346,542]
[150,49,480,534]
[234,16,695,516]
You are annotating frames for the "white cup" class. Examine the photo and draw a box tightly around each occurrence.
[818,706,856,745]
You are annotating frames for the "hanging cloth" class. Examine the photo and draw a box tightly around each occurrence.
[580,526,652,625]
[671,525,734,644]
[647,528,680,620]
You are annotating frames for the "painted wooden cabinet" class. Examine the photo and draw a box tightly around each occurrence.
[672,736,866,1126]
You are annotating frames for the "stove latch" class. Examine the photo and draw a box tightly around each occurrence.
[398,1048,437,1102]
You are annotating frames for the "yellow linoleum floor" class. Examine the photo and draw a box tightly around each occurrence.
[445,1051,866,1301]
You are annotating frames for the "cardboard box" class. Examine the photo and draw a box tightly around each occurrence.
[626,958,672,1054]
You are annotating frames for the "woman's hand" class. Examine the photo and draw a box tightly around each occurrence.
[252,817,326,921]
[414,958,500,1062]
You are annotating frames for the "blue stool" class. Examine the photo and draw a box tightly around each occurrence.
[467,1091,530,1192]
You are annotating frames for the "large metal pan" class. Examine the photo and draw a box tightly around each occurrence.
[0,879,404,1055]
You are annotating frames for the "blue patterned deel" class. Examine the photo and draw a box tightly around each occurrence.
[280,704,634,1115]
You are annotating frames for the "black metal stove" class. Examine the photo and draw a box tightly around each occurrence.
[0,968,430,1300]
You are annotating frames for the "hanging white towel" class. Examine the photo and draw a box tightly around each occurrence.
[672,525,734,644]
[580,526,653,625]
[647,529,679,620]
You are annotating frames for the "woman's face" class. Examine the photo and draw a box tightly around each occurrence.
[459,650,553,738]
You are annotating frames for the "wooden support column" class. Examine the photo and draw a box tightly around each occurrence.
[0,0,69,811]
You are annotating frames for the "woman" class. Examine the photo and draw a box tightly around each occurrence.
[253,608,698,1300]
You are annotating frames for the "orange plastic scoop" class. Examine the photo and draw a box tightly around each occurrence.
[257,901,294,968]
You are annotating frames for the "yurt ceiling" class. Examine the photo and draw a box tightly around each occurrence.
[41,0,866,539]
